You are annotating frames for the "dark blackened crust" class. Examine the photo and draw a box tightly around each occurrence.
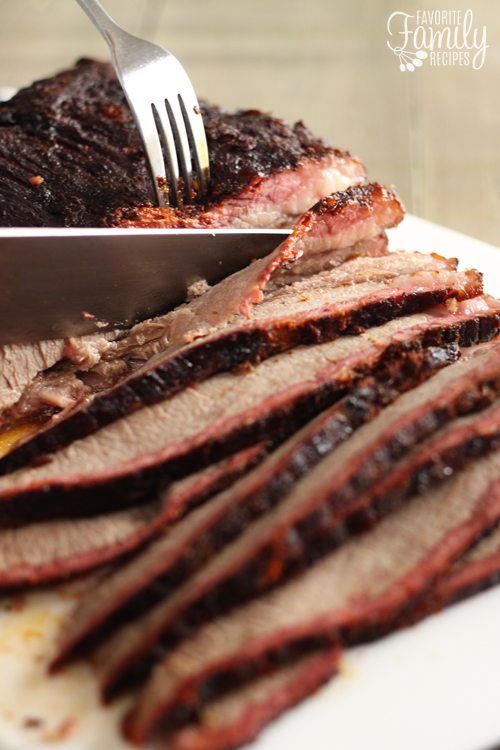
[0,58,353,228]
[134,640,340,743]
[199,104,340,202]
[193,383,500,621]
[310,182,404,221]
[0,281,482,478]
[0,60,155,227]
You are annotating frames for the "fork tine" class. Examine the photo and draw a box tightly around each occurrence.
[76,1,210,207]
[130,102,169,209]
[165,97,194,202]
[178,90,211,197]
[151,102,181,207]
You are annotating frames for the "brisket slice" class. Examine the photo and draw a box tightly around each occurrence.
[84,344,500,696]
[0,443,265,588]
[0,183,406,470]
[0,59,364,229]
[1,299,498,520]
[167,648,341,750]
[53,356,449,669]
[127,183,403,347]
[123,450,500,743]
[397,520,500,627]
[117,183,402,352]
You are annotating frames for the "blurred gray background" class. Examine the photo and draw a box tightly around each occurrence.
[0,0,498,244]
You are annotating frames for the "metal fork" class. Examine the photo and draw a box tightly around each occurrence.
[76,0,210,208]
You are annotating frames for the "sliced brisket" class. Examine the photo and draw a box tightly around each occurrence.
[398,515,500,626]
[435,524,500,603]
[123,450,500,743]
[53,361,450,669]
[127,183,403,348]
[0,183,407,470]
[0,59,364,229]
[167,648,341,750]
[3,260,474,467]
[1,299,498,520]
[0,443,265,587]
[79,344,500,695]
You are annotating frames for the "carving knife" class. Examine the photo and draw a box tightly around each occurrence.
[0,227,290,345]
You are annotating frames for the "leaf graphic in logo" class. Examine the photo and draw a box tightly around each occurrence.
[394,47,427,72]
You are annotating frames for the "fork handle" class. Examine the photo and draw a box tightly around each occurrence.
[75,0,120,46]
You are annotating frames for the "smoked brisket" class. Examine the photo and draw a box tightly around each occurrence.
[0,59,364,229]
[53,358,451,669]
[72,344,500,695]
[167,648,341,750]
[0,443,265,587]
[3,56,500,750]
[0,182,407,470]
[122,450,500,743]
[398,510,500,625]
[0,299,498,520]
[0,332,118,416]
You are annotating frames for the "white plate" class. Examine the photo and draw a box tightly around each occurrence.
[0,215,499,750]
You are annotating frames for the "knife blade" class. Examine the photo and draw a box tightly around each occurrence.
[0,228,290,345]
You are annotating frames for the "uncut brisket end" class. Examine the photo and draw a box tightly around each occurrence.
[0,182,406,471]
[54,359,446,670]
[0,59,364,229]
[81,343,500,695]
[123,451,500,743]
[1,299,498,520]
[0,443,265,588]
[167,648,341,750]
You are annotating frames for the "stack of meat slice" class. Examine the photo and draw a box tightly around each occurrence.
[1,185,500,748]
[43,341,500,747]
[121,445,500,745]
[48,342,500,674]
